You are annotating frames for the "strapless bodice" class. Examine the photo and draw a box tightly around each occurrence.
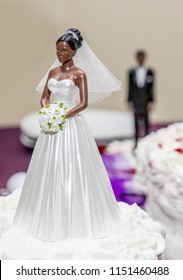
[48,78,79,107]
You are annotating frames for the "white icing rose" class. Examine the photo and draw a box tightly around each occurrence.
[135,122,183,250]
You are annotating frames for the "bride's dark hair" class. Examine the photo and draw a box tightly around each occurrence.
[56,28,83,50]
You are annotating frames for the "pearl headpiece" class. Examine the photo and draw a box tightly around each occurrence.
[66,30,79,41]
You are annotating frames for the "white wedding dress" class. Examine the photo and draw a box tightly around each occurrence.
[0,79,165,259]
[14,78,122,240]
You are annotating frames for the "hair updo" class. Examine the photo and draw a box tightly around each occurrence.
[136,49,146,57]
[56,28,83,50]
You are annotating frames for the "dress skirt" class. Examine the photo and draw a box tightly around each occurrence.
[14,114,121,241]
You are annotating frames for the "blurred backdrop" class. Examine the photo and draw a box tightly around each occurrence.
[0,0,183,126]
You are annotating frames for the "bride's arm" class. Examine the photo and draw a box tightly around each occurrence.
[66,71,88,118]
[40,71,52,108]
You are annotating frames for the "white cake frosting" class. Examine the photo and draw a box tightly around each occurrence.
[0,188,165,260]
[135,122,183,259]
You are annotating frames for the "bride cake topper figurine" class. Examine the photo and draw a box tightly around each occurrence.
[0,28,165,259]
[36,28,121,104]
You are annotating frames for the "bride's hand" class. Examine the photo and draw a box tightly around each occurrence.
[40,98,49,108]
[65,111,71,119]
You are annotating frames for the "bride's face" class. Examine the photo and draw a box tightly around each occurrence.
[56,41,76,63]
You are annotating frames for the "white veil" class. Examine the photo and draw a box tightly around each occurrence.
[36,40,121,104]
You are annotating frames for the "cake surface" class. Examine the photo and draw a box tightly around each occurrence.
[0,188,165,260]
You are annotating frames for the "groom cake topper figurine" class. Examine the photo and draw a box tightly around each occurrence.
[127,50,155,147]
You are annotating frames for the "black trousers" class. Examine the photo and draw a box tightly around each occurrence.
[134,111,149,145]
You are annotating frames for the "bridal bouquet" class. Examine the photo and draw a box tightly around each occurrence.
[38,102,68,134]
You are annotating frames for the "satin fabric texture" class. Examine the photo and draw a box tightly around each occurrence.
[14,79,121,240]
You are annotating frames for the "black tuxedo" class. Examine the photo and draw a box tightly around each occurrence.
[127,67,154,144]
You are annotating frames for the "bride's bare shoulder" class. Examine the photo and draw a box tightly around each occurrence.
[74,67,87,79]
[48,66,60,77]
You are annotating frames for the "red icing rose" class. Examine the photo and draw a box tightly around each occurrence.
[176,137,183,142]
[158,143,163,149]
[174,148,183,154]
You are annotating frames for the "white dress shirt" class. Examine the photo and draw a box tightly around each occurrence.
[135,66,147,88]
